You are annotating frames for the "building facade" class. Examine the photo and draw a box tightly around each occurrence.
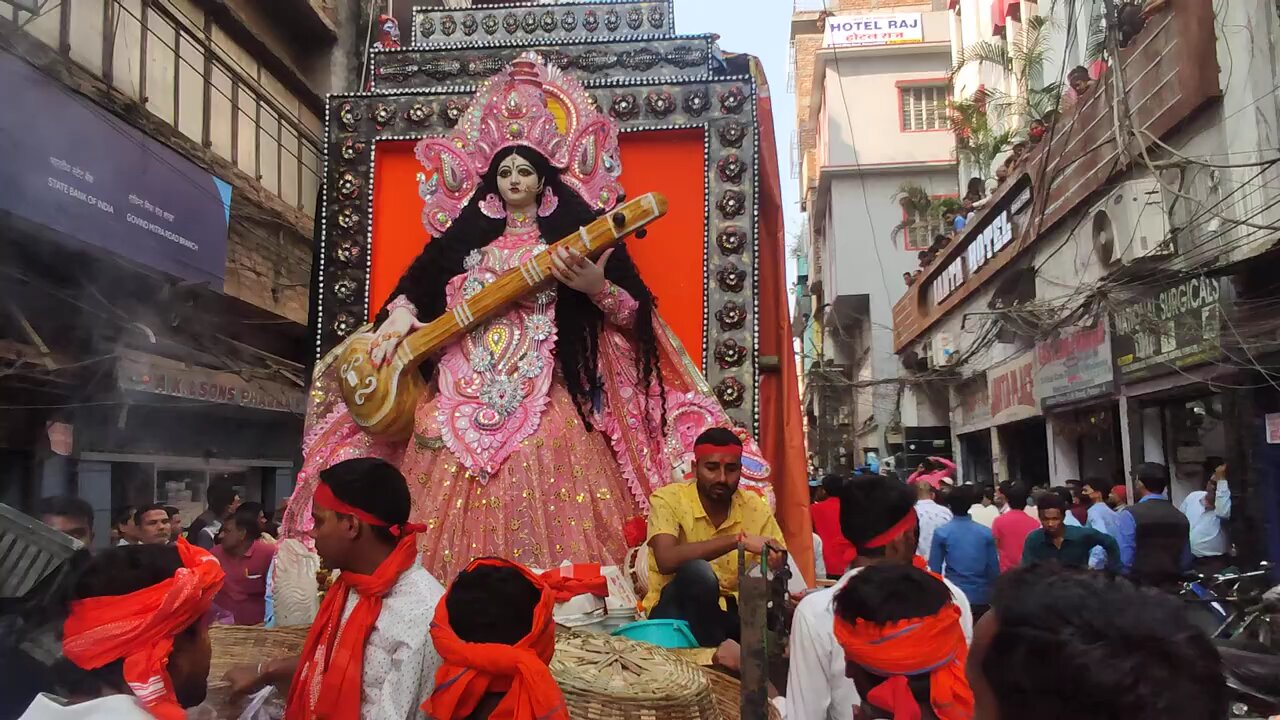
[895,0,1280,562]
[792,0,956,474]
[0,0,359,545]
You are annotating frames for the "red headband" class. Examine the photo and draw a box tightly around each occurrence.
[694,442,743,459]
[313,482,427,537]
[863,508,919,549]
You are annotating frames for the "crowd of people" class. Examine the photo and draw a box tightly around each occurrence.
[11,431,1243,719]
[791,467,1231,719]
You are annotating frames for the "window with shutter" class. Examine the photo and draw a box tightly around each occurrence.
[901,85,950,132]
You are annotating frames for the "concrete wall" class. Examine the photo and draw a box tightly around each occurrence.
[823,167,956,453]
[820,36,955,168]
[827,170,957,302]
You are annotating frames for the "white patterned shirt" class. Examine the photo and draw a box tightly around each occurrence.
[339,562,445,720]
[915,499,953,564]
[784,566,973,720]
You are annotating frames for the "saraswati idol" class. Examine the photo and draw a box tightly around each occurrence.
[287,53,770,579]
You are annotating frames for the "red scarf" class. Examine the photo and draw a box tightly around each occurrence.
[849,508,920,563]
[424,558,567,720]
[286,534,420,719]
[539,563,608,603]
[62,539,224,720]
[833,602,973,720]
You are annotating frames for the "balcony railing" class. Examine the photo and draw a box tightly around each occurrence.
[15,0,323,217]
[793,0,834,13]
[791,129,801,180]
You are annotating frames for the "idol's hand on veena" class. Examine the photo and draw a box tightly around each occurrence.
[550,246,613,295]
[370,307,423,368]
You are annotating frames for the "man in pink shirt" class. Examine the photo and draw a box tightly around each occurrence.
[908,456,956,489]
[210,504,277,624]
[991,481,1041,572]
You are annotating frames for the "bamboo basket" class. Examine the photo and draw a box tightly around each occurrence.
[551,629,721,720]
[204,624,778,720]
[700,667,782,720]
[207,625,310,688]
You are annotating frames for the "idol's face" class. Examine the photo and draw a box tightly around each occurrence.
[497,155,542,208]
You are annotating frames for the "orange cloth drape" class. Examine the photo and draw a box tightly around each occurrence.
[539,563,608,603]
[833,604,974,720]
[62,539,224,720]
[424,558,568,720]
[286,534,421,720]
[748,56,815,586]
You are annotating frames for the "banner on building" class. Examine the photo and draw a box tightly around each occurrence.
[988,352,1039,425]
[823,13,924,48]
[1034,322,1115,408]
[0,51,231,289]
[1111,275,1224,382]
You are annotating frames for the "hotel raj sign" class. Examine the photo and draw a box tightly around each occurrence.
[932,184,1032,304]
[823,13,924,48]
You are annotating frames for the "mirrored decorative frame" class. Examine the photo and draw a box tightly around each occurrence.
[317,11,764,432]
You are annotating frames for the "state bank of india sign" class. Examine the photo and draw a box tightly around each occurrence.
[823,13,924,48]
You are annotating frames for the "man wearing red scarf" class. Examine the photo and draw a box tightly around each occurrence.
[20,541,223,719]
[424,558,568,720]
[225,458,446,719]
[786,473,974,720]
[832,564,973,720]
[643,427,787,647]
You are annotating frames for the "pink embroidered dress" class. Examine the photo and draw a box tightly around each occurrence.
[404,216,641,575]
[285,53,771,580]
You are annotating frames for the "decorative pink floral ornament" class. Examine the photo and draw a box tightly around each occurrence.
[479,193,507,219]
[537,186,559,217]
[414,52,625,236]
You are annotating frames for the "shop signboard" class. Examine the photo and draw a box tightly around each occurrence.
[932,183,1033,303]
[1111,275,1224,382]
[952,375,992,435]
[823,13,924,48]
[1034,322,1115,408]
[0,51,231,289]
[118,351,305,414]
[988,352,1039,425]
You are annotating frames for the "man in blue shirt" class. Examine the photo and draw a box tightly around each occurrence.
[1081,479,1121,570]
[929,485,999,617]
[1022,492,1122,572]
[1113,462,1191,585]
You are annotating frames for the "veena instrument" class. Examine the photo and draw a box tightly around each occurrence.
[338,192,669,439]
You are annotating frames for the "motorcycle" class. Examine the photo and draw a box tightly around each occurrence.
[1178,562,1275,646]
[1218,635,1280,718]
[1177,564,1280,717]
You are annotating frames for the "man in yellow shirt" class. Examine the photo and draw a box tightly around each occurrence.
[644,427,786,646]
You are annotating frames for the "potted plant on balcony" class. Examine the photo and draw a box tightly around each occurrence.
[891,184,960,247]
[949,96,1015,180]
[949,15,1063,139]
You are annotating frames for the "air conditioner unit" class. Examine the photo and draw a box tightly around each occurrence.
[837,405,852,425]
[1160,165,1235,261]
[935,332,957,366]
[1089,180,1172,267]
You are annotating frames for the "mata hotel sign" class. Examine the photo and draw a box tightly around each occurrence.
[824,13,924,48]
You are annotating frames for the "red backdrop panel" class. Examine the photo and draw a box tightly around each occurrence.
[368,130,708,367]
[369,140,431,320]
[615,128,707,369]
